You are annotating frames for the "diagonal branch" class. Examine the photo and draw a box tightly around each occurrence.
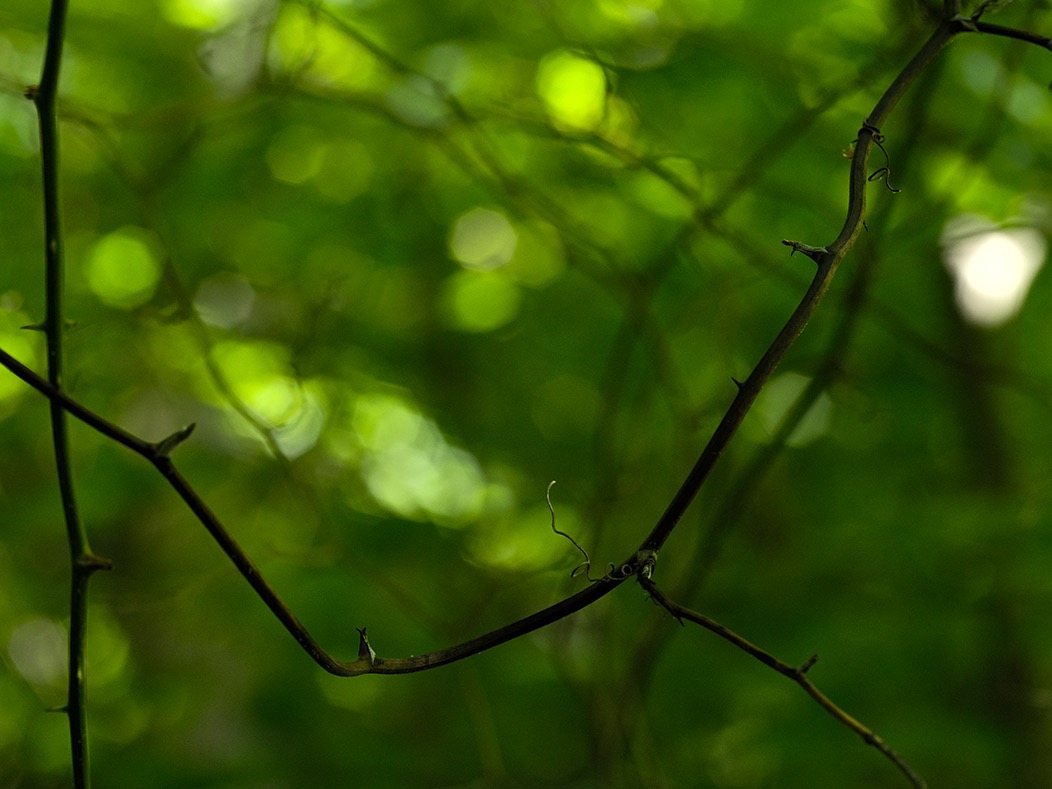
[637,17,964,556]
[640,578,927,788]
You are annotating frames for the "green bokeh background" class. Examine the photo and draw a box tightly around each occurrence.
[2,1,1052,786]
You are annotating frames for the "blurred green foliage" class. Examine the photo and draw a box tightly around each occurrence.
[2,0,1052,786]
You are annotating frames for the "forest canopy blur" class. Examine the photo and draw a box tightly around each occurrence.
[2,1,1052,787]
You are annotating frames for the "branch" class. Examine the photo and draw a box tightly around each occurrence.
[0,344,638,676]
[637,18,963,556]
[29,2,112,787]
[639,578,927,788]
[969,20,1052,49]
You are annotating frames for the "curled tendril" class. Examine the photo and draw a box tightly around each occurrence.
[604,562,636,581]
[546,481,598,580]
[858,123,901,193]
[545,483,653,583]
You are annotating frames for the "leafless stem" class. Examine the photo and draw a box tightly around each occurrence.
[0,344,631,676]
[638,18,962,556]
[29,2,113,786]
[640,578,927,788]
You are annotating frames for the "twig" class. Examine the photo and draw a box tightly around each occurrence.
[639,578,927,788]
[637,17,964,557]
[969,20,1052,49]
[2,5,1047,784]
[28,2,113,787]
[0,345,632,675]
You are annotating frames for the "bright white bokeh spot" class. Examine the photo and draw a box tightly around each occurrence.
[943,217,1046,327]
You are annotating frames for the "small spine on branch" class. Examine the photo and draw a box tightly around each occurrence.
[152,423,196,458]
[798,653,820,674]
[781,239,828,263]
[76,553,114,573]
[356,627,376,665]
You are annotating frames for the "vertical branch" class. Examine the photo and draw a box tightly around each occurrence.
[29,2,112,787]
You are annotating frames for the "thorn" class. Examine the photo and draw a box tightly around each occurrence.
[153,423,196,458]
[781,240,827,264]
[357,627,376,664]
[20,320,76,332]
[799,653,820,674]
[731,377,744,391]
[77,554,114,573]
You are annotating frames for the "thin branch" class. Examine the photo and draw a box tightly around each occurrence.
[28,2,111,787]
[639,578,927,788]
[637,18,963,556]
[4,5,1047,784]
[0,344,634,675]
[970,20,1052,49]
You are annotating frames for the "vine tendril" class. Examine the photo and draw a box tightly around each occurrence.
[859,123,901,193]
[546,481,596,580]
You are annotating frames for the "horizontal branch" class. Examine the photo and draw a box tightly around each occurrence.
[969,20,1052,49]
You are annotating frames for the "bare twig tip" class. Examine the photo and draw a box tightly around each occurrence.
[357,627,376,663]
[781,239,827,263]
[78,554,114,573]
[799,653,820,673]
[153,423,196,457]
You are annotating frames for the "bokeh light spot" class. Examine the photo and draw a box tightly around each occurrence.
[536,51,607,132]
[8,619,66,688]
[449,208,518,270]
[442,271,521,332]
[943,216,1046,327]
[85,227,162,310]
